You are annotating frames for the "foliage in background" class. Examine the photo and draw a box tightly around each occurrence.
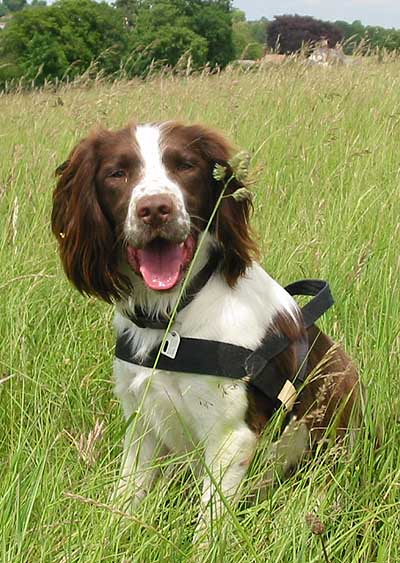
[0,0,236,86]
[2,1,400,88]
[232,8,266,59]
[122,0,234,75]
[0,0,45,16]
[1,0,27,13]
[0,0,129,84]
[267,14,343,54]
[335,19,400,53]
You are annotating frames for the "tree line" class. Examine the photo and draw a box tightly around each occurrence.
[1,1,400,88]
[1,0,236,86]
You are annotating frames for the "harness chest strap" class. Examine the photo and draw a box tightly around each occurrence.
[115,279,334,412]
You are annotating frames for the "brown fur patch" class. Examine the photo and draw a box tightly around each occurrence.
[246,316,360,445]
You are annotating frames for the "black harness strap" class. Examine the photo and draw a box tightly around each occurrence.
[116,336,250,379]
[115,279,334,411]
[285,279,334,328]
[246,280,333,406]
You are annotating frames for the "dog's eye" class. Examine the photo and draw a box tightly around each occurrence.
[176,161,195,172]
[108,169,126,179]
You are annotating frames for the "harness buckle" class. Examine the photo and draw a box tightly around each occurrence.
[161,331,181,359]
[277,380,297,411]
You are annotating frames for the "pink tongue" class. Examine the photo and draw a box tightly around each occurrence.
[137,239,184,290]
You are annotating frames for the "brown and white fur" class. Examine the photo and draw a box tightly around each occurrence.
[52,121,360,539]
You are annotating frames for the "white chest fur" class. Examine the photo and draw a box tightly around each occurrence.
[113,263,298,454]
[115,361,249,453]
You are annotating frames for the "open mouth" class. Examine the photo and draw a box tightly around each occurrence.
[126,235,196,291]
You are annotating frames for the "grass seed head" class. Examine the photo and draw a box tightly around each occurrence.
[305,512,326,535]
[213,163,227,181]
[228,150,250,183]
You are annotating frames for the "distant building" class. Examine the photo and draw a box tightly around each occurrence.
[308,39,346,66]
[0,15,12,30]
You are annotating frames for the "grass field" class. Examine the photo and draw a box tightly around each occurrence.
[1,61,399,562]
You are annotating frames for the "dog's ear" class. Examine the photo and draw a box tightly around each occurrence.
[189,125,259,287]
[215,170,258,286]
[51,133,127,303]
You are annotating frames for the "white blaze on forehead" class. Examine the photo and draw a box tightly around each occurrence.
[135,124,164,181]
[124,123,190,243]
[133,123,182,197]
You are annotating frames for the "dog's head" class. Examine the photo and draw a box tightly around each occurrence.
[52,121,258,302]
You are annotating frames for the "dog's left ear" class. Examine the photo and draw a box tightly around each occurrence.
[189,125,259,287]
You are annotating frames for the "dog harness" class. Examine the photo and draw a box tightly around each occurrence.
[115,266,334,414]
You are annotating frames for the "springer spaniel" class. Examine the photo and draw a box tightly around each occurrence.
[52,121,360,539]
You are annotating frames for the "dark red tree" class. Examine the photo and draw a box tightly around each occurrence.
[266,14,343,54]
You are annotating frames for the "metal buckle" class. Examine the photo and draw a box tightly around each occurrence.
[161,331,181,359]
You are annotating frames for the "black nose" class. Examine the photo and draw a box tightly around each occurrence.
[136,194,174,227]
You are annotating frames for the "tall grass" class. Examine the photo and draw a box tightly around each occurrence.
[1,61,399,562]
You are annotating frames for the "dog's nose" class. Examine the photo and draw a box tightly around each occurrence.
[136,195,174,227]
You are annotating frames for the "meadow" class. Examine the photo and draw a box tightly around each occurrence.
[1,60,399,562]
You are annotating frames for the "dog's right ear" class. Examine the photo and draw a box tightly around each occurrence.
[51,134,128,303]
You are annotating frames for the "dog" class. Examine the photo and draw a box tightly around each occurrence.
[52,121,360,540]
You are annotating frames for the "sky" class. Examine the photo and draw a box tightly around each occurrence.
[232,0,400,29]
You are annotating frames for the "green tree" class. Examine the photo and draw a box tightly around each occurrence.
[232,11,265,59]
[189,0,235,67]
[335,20,400,53]
[113,0,141,25]
[127,25,208,75]
[248,17,268,44]
[365,25,400,51]
[232,7,245,23]
[233,22,263,59]
[4,0,27,11]
[335,20,365,51]
[384,29,400,50]
[119,0,235,73]
[124,0,206,74]
[0,0,129,84]
[350,20,366,40]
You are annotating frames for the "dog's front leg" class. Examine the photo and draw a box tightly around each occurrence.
[193,425,257,546]
[116,417,163,511]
